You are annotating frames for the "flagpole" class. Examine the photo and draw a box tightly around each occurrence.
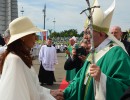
[43,4,46,29]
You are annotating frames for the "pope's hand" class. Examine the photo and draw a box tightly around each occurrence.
[50,89,64,100]
[90,64,101,82]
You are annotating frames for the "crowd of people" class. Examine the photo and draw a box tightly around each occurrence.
[0,0,130,100]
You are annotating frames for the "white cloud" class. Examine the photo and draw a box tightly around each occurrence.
[18,0,87,33]
[17,0,130,33]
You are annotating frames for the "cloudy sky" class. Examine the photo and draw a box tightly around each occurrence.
[18,0,130,33]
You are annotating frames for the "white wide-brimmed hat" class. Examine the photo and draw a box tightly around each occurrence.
[7,16,45,45]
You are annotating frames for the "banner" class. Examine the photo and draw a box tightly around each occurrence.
[43,31,48,40]
[40,30,48,41]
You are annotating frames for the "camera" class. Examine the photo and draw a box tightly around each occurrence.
[64,47,68,51]
[76,46,87,56]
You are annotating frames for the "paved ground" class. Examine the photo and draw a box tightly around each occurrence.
[33,53,66,89]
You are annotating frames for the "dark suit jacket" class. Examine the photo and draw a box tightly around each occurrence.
[64,56,84,73]
[121,40,130,56]
[120,87,130,100]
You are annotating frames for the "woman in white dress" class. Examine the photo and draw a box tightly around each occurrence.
[0,16,63,100]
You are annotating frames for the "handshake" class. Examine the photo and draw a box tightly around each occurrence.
[51,89,64,100]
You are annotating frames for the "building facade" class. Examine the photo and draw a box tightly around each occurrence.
[0,0,18,35]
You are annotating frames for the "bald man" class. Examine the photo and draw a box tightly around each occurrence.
[110,26,123,40]
[110,26,130,55]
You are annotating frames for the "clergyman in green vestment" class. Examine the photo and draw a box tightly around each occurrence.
[55,0,130,100]
[65,37,78,82]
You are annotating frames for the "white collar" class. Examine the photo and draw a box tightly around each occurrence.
[95,37,111,52]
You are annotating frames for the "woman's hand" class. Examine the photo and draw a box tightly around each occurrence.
[50,89,64,100]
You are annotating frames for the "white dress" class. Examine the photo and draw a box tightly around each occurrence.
[0,53,56,100]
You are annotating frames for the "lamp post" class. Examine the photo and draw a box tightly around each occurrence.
[20,7,24,16]
[53,18,56,32]
[42,4,46,29]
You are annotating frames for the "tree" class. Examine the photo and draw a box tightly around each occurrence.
[48,29,53,36]
[49,29,83,37]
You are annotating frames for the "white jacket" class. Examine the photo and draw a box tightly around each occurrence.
[0,53,55,100]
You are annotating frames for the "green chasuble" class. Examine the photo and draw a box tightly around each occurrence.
[64,45,130,100]
[66,45,76,82]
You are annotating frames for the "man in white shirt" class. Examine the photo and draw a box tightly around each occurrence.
[38,38,58,85]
